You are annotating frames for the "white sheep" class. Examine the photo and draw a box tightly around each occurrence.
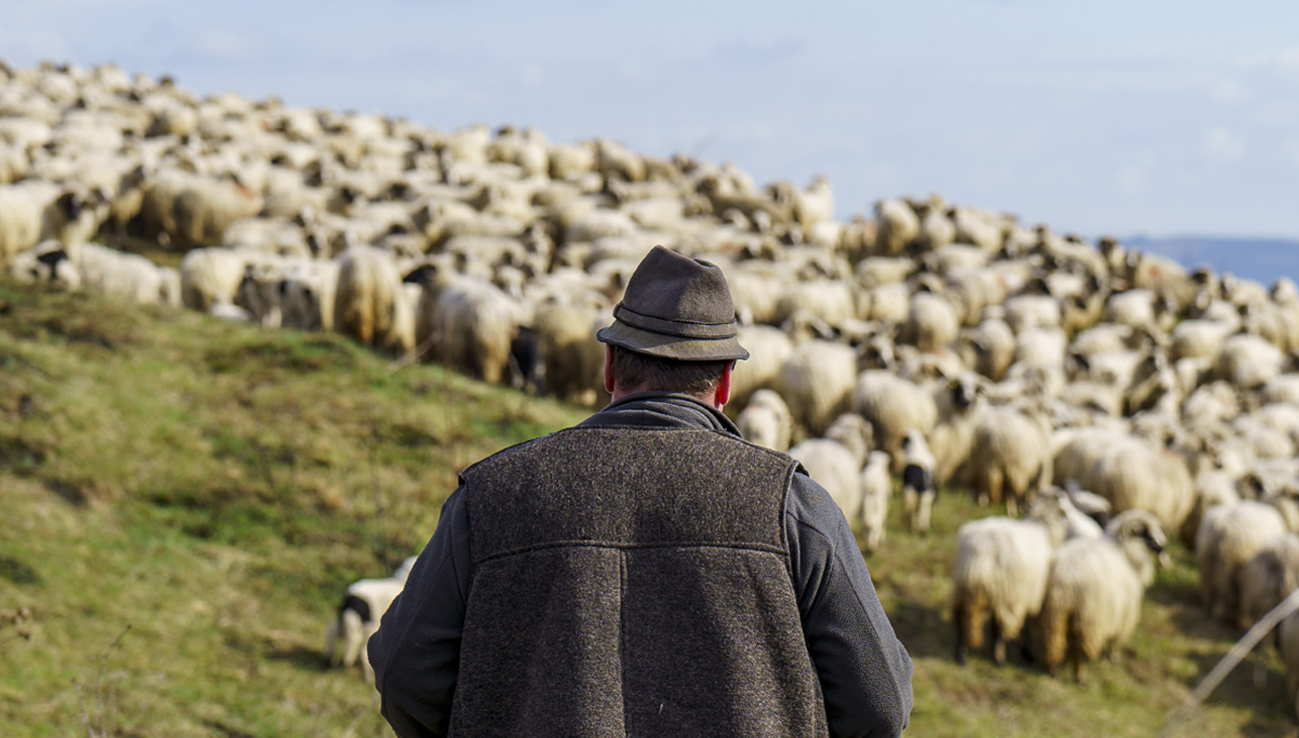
[1039,510,1166,681]
[874,199,920,256]
[180,247,247,312]
[737,389,794,452]
[951,492,1070,665]
[902,292,960,353]
[1217,333,1284,391]
[729,325,793,408]
[531,301,604,404]
[410,264,521,384]
[334,245,409,354]
[860,450,893,554]
[1080,434,1196,536]
[777,340,858,437]
[969,404,1052,516]
[1239,534,1299,632]
[789,436,862,524]
[1195,500,1289,623]
[67,242,174,306]
[853,371,938,471]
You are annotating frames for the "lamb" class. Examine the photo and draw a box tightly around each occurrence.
[777,340,858,437]
[969,403,1052,516]
[853,371,938,471]
[325,574,409,680]
[901,430,938,534]
[1039,510,1167,681]
[860,450,893,554]
[1238,534,1299,631]
[737,389,794,452]
[1195,500,1289,623]
[951,492,1070,665]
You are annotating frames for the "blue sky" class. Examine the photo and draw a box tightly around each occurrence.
[4,0,1299,241]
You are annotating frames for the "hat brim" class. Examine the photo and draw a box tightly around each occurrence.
[597,321,750,362]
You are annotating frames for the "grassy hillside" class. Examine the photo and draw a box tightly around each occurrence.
[0,279,1294,737]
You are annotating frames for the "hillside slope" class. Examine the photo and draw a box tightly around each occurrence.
[0,279,1293,737]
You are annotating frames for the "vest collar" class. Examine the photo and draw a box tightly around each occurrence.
[580,392,741,436]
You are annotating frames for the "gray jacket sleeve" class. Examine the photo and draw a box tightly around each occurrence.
[786,470,914,737]
[369,486,471,738]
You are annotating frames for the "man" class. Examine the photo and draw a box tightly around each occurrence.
[370,246,913,737]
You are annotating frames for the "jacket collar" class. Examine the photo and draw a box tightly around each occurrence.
[578,392,741,436]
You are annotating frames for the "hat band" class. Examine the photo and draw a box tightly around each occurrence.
[613,303,738,340]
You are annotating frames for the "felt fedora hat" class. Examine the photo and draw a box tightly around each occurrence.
[597,245,749,361]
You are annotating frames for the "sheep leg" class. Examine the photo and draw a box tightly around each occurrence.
[991,618,1006,665]
[917,490,934,536]
[986,468,1004,508]
[1070,635,1085,683]
[903,487,918,532]
[953,601,969,666]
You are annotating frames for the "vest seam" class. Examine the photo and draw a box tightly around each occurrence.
[618,548,629,736]
[474,540,788,566]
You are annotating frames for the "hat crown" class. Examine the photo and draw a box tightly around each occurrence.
[596,245,749,361]
[620,246,736,326]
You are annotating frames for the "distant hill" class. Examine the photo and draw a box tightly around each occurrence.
[1124,236,1299,286]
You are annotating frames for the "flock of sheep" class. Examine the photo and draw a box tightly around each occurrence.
[5,60,1299,714]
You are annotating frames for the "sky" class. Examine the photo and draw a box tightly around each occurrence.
[3,0,1299,244]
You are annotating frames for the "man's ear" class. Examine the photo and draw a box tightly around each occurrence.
[714,361,734,410]
[604,345,616,394]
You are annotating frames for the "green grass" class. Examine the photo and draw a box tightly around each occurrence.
[0,277,1295,737]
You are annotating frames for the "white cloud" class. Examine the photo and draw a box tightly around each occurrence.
[1200,127,1244,164]
[1207,76,1249,105]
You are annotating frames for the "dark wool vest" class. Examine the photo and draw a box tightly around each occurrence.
[451,426,829,738]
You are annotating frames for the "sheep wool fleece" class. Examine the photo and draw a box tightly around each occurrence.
[452,424,828,738]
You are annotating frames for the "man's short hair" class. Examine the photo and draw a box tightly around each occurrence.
[610,345,730,395]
